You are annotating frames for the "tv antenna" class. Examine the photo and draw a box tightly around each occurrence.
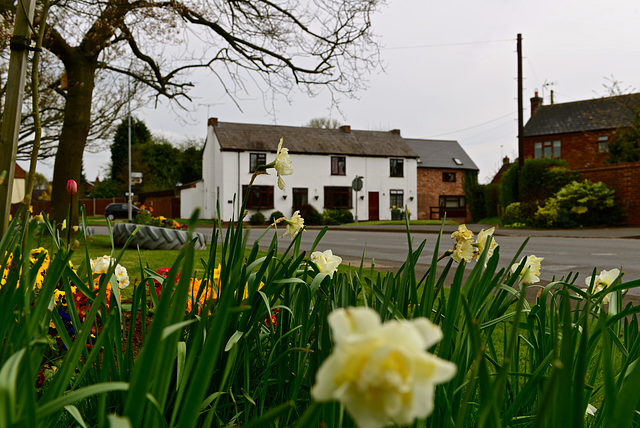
[541,80,557,104]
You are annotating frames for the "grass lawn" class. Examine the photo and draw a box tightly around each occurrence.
[344,219,459,226]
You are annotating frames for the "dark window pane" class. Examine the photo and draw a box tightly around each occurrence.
[250,153,267,173]
[292,188,308,208]
[443,172,456,182]
[389,189,404,208]
[242,185,274,209]
[324,186,352,209]
[390,159,404,177]
[331,156,346,175]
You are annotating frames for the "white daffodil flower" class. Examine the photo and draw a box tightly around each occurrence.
[474,227,498,260]
[274,138,293,190]
[282,210,304,239]
[511,255,544,284]
[451,239,475,263]
[115,264,130,289]
[451,224,474,242]
[585,268,620,304]
[311,307,457,428]
[310,249,342,278]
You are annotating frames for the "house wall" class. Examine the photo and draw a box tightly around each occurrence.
[523,130,613,170]
[416,168,470,221]
[199,140,418,221]
[180,181,204,219]
[578,161,640,226]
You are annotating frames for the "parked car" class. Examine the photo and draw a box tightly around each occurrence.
[104,203,148,221]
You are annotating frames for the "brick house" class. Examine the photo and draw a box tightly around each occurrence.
[522,92,640,169]
[404,139,479,221]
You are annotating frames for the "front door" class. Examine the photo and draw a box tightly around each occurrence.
[368,192,379,221]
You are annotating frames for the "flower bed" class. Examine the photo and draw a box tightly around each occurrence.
[113,222,207,250]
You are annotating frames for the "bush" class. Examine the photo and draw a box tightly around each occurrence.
[322,209,354,225]
[535,179,622,227]
[462,171,486,221]
[500,163,519,208]
[268,210,284,224]
[299,204,322,225]
[249,211,265,225]
[502,201,537,226]
[484,183,501,217]
[519,158,581,203]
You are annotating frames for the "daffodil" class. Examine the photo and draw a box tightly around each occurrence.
[311,249,342,278]
[274,138,293,190]
[311,307,457,428]
[585,268,620,304]
[451,224,474,242]
[282,210,305,239]
[451,239,475,263]
[511,255,544,284]
[474,227,498,260]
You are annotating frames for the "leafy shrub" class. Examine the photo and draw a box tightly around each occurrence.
[133,210,161,227]
[519,158,581,203]
[502,201,537,225]
[462,171,486,221]
[484,183,501,217]
[500,163,519,208]
[249,211,265,225]
[535,180,622,227]
[299,204,322,225]
[321,209,354,225]
[268,210,284,224]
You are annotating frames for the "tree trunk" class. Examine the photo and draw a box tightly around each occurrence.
[49,56,97,226]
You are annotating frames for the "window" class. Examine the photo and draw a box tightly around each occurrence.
[292,188,308,208]
[242,185,274,209]
[534,141,561,159]
[598,136,609,153]
[390,159,404,177]
[440,195,466,208]
[331,156,346,175]
[324,186,352,209]
[453,157,463,165]
[249,153,266,173]
[443,172,456,183]
[389,189,404,208]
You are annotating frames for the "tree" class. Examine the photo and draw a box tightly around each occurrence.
[306,117,342,129]
[607,107,640,164]
[110,116,152,191]
[2,0,382,225]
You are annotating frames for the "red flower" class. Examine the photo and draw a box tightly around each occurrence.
[66,179,78,194]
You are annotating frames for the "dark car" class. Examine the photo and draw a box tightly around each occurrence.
[104,203,148,221]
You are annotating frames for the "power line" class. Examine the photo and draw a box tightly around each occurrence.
[383,38,515,51]
[426,111,517,138]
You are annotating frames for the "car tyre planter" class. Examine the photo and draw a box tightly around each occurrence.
[113,223,207,250]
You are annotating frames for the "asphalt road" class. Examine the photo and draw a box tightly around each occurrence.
[90,224,640,295]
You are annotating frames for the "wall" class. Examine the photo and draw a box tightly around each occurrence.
[578,161,640,226]
[180,181,204,219]
[523,130,613,170]
[416,168,470,221]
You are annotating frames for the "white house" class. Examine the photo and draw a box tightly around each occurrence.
[183,118,419,222]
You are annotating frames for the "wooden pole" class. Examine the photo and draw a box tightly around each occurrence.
[0,0,36,232]
[517,33,524,170]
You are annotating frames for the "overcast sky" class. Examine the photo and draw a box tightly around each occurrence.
[24,0,640,184]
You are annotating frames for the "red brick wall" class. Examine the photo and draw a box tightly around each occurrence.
[416,168,470,221]
[578,161,640,226]
[523,130,613,169]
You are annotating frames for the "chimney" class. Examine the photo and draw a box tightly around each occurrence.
[390,129,401,135]
[208,117,219,127]
[530,91,543,116]
[340,125,351,133]
[503,156,510,165]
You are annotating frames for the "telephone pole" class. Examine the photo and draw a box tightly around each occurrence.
[517,33,524,170]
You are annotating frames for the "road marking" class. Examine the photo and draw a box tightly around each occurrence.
[591,253,617,256]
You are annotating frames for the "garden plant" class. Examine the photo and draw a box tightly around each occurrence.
[2,140,640,428]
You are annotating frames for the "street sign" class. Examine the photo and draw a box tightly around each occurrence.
[131,177,142,184]
[131,172,143,178]
[352,176,363,192]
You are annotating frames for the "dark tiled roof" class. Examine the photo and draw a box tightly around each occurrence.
[523,93,640,137]
[403,138,479,171]
[211,122,418,158]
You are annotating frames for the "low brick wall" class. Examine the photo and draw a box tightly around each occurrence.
[578,161,640,226]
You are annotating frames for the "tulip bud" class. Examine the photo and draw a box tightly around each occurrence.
[66,179,78,194]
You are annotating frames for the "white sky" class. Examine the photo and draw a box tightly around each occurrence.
[24,0,640,184]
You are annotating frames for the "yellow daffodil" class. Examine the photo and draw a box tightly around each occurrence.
[311,250,342,278]
[282,210,305,239]
[274,138,293,190]
[511,255,544,284]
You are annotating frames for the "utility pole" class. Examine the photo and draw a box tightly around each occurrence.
[0,0,37,233]
[517,33,524,170]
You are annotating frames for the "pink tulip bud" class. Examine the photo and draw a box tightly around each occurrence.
[66,179,78,194]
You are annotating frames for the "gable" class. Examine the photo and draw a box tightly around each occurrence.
[523,93,640,137]
[211,122,418,158]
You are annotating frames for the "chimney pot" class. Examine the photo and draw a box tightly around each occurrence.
[530,92,543,117]
[390,129,401,135]
[503,156,510,165]
[340,125,351,133]
[208,117,219,127]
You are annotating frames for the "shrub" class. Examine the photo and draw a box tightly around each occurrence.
[322,209,354,225]
[502,201,537,225]
[299,204,322,225]
[500,163,519,208]
[249,211,265,225]
[268,210,284,224]
[519,158,581,203]
[535,179,622,227]
[484,183,501,217]
[462,171,486,221]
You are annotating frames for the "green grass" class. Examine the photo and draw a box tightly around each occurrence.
[344,219,459,226]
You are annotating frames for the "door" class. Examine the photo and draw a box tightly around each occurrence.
[368,192,379,221]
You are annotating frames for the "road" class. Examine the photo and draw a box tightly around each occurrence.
[90,224,640,294]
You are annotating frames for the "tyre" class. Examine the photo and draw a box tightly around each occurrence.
[113,224,206,250]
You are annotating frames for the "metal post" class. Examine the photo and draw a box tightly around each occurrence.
[127,77,132,221]
[0,0,36,232]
